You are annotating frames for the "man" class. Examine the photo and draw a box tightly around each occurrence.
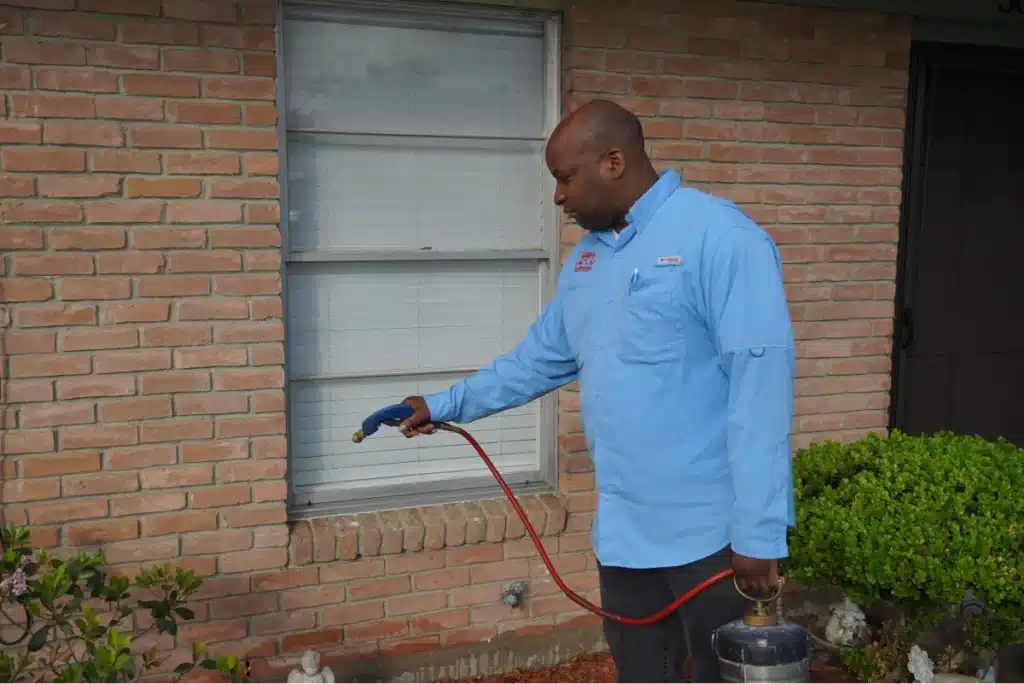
[399,99,796,682]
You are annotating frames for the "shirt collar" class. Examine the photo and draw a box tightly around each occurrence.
[625,169,681,234]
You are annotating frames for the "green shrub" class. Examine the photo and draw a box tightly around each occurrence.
[0,524,246,683]
[784,431,1023,677]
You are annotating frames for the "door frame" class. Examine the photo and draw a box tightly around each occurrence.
[889,41,1024,431]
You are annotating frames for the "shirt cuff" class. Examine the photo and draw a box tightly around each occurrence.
[423,390,456,424]
[730,527,789,560]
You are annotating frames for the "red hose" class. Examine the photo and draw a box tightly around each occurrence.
[445,424,735,626]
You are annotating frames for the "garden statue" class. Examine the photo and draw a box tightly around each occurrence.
[287,650,335,683]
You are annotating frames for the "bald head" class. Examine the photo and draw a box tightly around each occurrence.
[545,99,659,232]
[550,98,647,160]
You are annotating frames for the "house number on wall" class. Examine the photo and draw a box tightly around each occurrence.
[998,0,1023,13]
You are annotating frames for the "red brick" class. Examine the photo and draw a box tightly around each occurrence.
[122,20,198,45]
[110,491,185,516]
[142,510,218,537]
[10,93,94,118]
[191,484,250,508]
[57,276,131,301]
[3,479,60,503]
[57,422,137,451]
[0,227,43,250]
[104,444,176,470]
[94,349,171,374]
[139,323,212,347]
[203,76,275,100]
[3,429,56,455]
[168,101,241,125]
[10,353,90,379]
[102,301,170,324]
[219,548,287,573]
[215,414,284,438]
[96,251,165,274]
[20,401,93,428]
[3,200,81,224]
[205,128,277,150]
[4,330,57,354]
[38,175,121,198]
[139,370,210,394]
[123,73,200,98]
[15,303,96,328]
[62,327,138,352]
[3,148,85,172]
[7,380,55,403]
[125,177,202,198]
[243,102,277,126]
[102,537,179,565]
[129,126,202,149]
[131,227,206,249]
[140,417,214,443]
[29,499,107,526]
[36,69,118,93]
[0,176,36,197]
[87,202,163,224]
[138,464,213,489]
[87,43,160,68]
[95,97,164,121]
[175,392,248,416]
[164,48,239,73]
[4,37,85,66]
[166,201,243,223]
[67,519,139,546]
[89,149,161,173]
[213,274,280,296]
[63,471,139,497]
[0,122,41,144]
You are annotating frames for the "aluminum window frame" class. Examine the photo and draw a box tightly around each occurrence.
[275,0,563,518]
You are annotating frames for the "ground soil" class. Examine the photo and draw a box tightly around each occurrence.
[441,651,859,683]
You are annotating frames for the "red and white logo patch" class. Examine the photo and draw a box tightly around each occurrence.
[574,251,596,272]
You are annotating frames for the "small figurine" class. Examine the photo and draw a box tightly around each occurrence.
[287,650,335,683]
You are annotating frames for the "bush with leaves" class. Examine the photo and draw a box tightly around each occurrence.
[0,523,246,683]
[784,431,1023,681]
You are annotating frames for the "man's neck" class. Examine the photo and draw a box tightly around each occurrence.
[612,166,662,230]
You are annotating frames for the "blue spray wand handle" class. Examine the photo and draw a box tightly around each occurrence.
[352,402,448,443]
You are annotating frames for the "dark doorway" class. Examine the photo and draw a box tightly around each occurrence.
[891,41,1024,447]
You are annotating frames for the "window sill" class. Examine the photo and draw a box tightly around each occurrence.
[287,492,568,564]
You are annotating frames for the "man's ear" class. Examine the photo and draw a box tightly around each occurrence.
[601,148,626,180]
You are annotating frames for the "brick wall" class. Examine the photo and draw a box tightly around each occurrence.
[0,0,911,676]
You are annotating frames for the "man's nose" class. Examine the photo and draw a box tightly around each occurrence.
[553,190,565,206]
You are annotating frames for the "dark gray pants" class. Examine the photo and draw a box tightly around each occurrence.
[598,546,746,683]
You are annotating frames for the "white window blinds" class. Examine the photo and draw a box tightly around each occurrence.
[281,2,559,514]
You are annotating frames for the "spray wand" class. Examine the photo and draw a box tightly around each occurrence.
[351,403,741,626]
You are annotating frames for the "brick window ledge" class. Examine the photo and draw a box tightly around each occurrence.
[288,493,569,565]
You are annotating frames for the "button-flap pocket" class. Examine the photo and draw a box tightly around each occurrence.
[618,271,682,363]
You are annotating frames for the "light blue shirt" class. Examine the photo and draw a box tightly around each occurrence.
[424,170,796,569]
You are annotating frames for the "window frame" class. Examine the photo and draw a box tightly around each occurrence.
[275,0,564,518]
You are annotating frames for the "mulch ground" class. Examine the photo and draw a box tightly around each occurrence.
[441,651,859,683]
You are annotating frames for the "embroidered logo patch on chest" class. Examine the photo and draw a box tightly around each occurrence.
[574,251,597,272]
[656,255,682,266]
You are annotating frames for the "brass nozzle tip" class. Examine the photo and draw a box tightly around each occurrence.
[351,431,365,443]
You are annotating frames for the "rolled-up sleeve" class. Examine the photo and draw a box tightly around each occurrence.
[703,222,796,560]
[423,287,579,425]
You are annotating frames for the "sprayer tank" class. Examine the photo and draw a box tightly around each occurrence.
[712,617,810,683]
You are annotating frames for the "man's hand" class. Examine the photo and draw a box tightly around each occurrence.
[732,552,781,599]
[397,396,437,438]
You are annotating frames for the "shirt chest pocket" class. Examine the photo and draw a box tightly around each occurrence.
[617,270,683,364]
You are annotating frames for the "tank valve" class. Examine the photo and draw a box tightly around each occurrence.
[502,581,526,607]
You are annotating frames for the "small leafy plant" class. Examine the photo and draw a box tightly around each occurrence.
[0,523,245,683]
[785,431,1023,681]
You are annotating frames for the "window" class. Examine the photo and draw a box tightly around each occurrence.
[279,0,562,515]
